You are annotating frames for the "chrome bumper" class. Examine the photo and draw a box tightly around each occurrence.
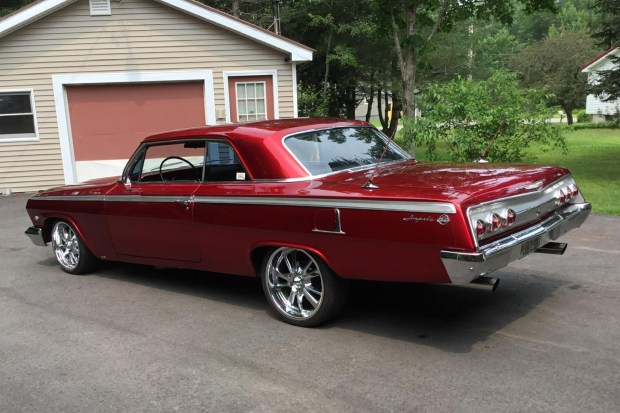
[25,226,47,247]
[441,202,591,285]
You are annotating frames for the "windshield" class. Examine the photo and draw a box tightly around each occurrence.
[283,127,410,176]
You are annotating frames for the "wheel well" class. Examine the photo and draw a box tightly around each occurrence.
[250,244,339,278]
[250,246,274,276]
[41,217,59,244]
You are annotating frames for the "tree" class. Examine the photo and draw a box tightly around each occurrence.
[589,0,620,102]
[374,0,557,120]
[512,30,596,124]
[406,70,566,162]
[0,0,34,17]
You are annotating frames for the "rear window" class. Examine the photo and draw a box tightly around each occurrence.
[283,127,409,176]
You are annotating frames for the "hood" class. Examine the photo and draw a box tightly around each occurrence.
[316,160,569,206]
[35,176,120,197]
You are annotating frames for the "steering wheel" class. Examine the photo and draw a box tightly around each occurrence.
[159,156,199,181]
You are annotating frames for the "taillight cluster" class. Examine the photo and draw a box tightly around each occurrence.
[555,184,578,206]
[475,208,517,239]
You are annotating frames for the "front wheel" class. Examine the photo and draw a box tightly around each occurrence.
[51,220,97,275]
[261,247,348,327]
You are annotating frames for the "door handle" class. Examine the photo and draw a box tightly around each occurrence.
[174,200,191,210]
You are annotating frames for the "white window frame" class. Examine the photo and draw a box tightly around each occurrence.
[0,88,40,143]
[223,70,279,124]
[235,81,267,122]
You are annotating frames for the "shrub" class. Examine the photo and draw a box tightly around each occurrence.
[403,70,567,162]
[575,109,591,123]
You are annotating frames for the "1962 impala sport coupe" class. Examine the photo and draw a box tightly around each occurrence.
[25,118,591,326]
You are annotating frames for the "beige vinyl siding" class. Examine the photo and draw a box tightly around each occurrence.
[0,0,295,192]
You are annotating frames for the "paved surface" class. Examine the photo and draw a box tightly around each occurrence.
[1,193,618,412]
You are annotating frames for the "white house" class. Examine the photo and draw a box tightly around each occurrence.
[581,47,620,122]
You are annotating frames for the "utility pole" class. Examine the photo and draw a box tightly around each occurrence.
[272,0,281,35]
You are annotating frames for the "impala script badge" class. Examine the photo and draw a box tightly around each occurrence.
[403,214,451,225]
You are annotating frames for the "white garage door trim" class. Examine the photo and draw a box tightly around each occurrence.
[52,70,216,184]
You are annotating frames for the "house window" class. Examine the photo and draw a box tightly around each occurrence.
[0,91,38,141]
[235,82,266,122]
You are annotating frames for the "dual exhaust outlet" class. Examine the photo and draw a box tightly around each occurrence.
[466,242,568,292]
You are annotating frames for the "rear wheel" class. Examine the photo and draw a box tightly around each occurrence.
[51,221,97,275]
[261,247,348,327]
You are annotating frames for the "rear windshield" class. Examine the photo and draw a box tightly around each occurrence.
[283,127,409,176]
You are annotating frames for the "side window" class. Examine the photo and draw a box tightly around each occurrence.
[138,141,205,182]
[204,141,250,182]
[0,90,38,141]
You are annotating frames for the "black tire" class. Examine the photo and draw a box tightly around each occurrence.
[50,220,97,275]
[261,247,349,327]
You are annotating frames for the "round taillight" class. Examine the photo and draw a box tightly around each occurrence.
[491,213,502,232]
[570,184,578,198]
[475,220,486,239]
[506,209,517,226]
[559,188,567,204]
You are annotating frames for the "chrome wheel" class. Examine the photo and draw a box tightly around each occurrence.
[265,247,324,320]
[52,221,80,271]
[50,220,97,274]
[262,247,349,327]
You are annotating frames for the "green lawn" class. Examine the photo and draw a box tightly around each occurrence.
[523,128,620,216]
[410,128,620,216]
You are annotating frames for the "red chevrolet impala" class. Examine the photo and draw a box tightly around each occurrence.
[25,118,591,326]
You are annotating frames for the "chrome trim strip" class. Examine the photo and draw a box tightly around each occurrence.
[193,196,456,214]
[105,195,193,203]
[442,202,591,284]
[30,195,106,202]
[30,193,456,214]
[312,208,346,234]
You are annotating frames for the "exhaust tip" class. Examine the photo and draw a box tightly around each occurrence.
[468,276,500,292]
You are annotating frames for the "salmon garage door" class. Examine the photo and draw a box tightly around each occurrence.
[67,82,205,182]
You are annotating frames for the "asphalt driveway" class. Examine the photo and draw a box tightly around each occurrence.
[1,193,618,412]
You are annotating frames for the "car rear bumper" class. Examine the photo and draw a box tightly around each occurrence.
[25,226,47,247]
[440,202,592,285]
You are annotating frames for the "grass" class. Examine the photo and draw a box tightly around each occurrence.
[524,128,620,216]
[409,128,620,216]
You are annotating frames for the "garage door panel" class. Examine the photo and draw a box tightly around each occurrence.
[67,82,205,181]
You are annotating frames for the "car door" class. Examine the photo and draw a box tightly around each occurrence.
[105,140,205,262]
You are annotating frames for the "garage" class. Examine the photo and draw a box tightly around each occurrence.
[66,82,206,182]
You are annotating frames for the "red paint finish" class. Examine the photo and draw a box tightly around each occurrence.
[67,82,205,161]
[25,118,586,285]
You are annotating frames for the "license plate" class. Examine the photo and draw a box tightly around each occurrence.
[520,236,541,257]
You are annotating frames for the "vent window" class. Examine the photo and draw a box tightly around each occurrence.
[90,0,111,16]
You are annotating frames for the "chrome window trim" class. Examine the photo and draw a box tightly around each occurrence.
[281,126,411,178]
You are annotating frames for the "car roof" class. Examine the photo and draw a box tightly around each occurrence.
[142,118,370,143]
[140,118,373,180]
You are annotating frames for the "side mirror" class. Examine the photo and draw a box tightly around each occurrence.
[123,176,132,191]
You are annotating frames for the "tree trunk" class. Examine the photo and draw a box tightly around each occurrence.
[231,0,240,17]
[565,107,574,125]
[377,88,386,130]
[365,85,375,123]
[345,87,357,120]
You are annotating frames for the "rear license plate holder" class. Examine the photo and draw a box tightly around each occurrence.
[520,236,541,257]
